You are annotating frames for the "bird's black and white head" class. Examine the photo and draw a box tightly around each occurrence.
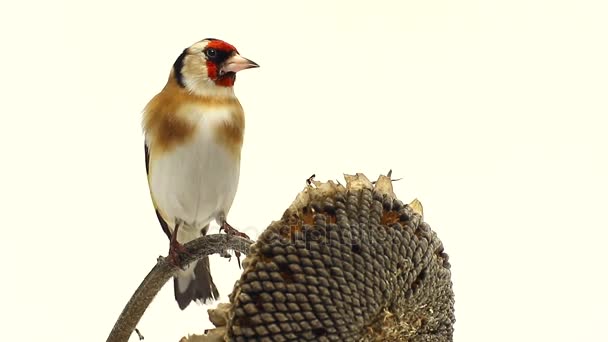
[172,38,259,97]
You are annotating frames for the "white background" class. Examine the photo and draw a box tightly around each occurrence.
[1,0,607,341]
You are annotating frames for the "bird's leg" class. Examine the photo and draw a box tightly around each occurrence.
[219,220,248,238]
[219,220,249,269]
[167,220,191,269]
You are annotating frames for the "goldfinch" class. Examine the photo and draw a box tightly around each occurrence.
[142,38,258,310]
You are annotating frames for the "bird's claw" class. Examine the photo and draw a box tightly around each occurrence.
[220,221,248,269]
[166,220,192,270]
[235,251,243,269]
[168,239,191,271]
[220,221,250,240]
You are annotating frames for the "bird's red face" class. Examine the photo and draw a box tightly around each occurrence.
[173,38,259,91]
[203,40,240,87]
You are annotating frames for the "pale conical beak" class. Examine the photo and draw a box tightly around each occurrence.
[220,54,259,75]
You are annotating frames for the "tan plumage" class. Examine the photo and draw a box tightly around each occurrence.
[143,72,245,156]
[142,38,258,310]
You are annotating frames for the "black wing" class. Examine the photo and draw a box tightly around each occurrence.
[145,143,172,240]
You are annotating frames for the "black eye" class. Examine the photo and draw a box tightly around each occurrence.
[205,48,217,58]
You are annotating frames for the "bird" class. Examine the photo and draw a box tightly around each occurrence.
[141,38,258,310]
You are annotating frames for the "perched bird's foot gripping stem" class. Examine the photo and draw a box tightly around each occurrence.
[220,221,249,269]
[167,221,192,270]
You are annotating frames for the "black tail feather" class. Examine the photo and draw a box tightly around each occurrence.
[174,256,219,310]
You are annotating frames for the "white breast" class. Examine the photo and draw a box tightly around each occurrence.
[148,107,241,242]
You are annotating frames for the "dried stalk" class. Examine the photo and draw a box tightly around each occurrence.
[106,234,254,342]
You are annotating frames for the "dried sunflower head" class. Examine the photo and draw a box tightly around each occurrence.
[188,173,454,342]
